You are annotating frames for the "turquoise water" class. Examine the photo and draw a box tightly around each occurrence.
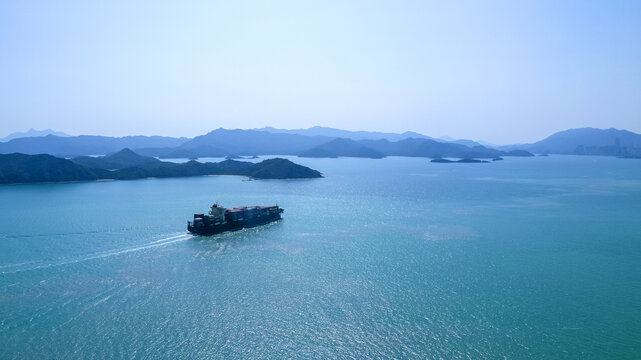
[1,155,640,359]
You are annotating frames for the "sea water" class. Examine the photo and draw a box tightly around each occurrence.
[1,155,640,359]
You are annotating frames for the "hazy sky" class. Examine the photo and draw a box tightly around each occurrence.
[1,1,639,144]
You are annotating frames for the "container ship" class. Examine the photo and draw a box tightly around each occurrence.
[187,203,284,235]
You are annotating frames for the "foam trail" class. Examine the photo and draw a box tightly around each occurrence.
[1,233,192,275]
[149,233,190,244]
[0,260,42,269]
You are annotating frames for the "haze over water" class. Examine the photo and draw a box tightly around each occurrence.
[1,155,640,358]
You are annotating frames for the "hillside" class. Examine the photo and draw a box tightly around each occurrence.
[516,128,641,156]
[242,158,323,179]
[71,148,163,169]
[358,138,507,159]
[0,153,105,184]
[294,137,532,159]
[299,138,385,158]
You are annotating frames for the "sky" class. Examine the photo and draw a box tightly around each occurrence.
[0,0,639,144]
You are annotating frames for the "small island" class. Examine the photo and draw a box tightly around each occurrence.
[0,149,323,185]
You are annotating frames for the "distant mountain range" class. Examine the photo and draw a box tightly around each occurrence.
[256,126,432,142]
[0,128,523,159]
[0,134,189,157]
[256,126,487,147]
[163,128,333,157]
[0,149,322,184]
[1,126,638,159]
[438,136,497,148]
[0,128,70,142]
[156,129,521,159]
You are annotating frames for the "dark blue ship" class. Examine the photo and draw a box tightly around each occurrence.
[188,203,284,235]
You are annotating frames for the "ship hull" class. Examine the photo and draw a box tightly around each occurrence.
[188,213,282,236]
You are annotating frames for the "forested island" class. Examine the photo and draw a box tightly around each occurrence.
[0,149,322,185]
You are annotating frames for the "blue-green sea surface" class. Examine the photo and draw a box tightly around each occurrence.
[1,155,640,359]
